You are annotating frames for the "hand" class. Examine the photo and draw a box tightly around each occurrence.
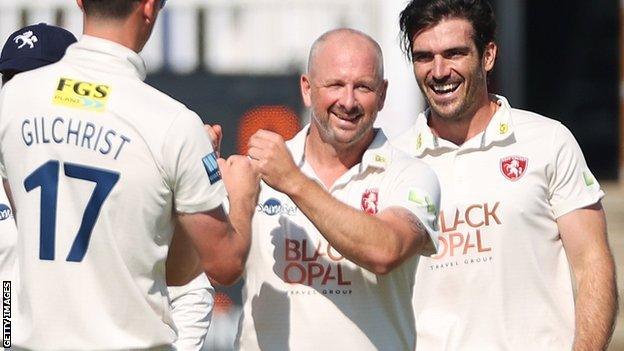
[217,155,260,211]
[247,129,304,195]
[204,124,223,157]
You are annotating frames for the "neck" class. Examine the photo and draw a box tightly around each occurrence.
[304,124,374,188]
[429,93,498,146]
[82,18,142,52]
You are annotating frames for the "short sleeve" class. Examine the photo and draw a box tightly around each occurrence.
[162,109,226,214]
[549,123,604,218]
[384,159,441,253]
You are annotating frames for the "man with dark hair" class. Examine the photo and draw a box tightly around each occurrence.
[392,0,618,350]
[0,1,257,349]
[394,0,617,350]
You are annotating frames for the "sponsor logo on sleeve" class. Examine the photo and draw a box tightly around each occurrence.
[582,171,595,187]
[407,189,437,214]
[202,152,221,185]
[500,155,528,181]
[52,77,111,112]
[0,204,11,221]
[361,188,379,215]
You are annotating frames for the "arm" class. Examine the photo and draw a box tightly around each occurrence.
[248,130,437,274]
[288,177,434,274]
[558,202,618,351]
[176,155,258,286]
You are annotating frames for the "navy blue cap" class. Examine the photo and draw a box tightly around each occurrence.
[0,23,77,74]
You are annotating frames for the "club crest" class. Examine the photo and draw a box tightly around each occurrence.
[361,188,379,215]
[500,156,528,181]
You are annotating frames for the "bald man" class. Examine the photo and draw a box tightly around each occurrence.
[233,28,441,350]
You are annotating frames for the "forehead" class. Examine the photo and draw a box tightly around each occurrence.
[412,17,476,52]
[312,37,380,81]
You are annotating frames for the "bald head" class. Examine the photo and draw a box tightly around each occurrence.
[307,28,384,82]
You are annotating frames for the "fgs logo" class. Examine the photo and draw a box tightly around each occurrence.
[52,77,111,112]
[257,198,297,216]
[0,204,11,221]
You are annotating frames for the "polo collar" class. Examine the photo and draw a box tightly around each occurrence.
[64,35,147,81]
[411,94,514,156]
[288,124,392,173]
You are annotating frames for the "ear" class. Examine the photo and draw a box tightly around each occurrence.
[76,0,84,11]
[142,0,160,24]
[482,42,497,73]
[300,74,313,108]
[377,79,389,111]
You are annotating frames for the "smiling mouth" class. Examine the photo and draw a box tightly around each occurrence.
[430,82,461,95]
[332,111,362,122]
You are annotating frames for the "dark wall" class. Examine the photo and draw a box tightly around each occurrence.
[524,0,619,179]
[146,72,303,158]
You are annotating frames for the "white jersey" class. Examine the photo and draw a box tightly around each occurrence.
[0,36,226,350]
[0,187,16,283]
[237,127,441,351]
[391,95,604,350]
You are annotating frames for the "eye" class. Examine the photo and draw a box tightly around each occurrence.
[356,85,373,92]
[412,52,433,63]
[444,49,468,59]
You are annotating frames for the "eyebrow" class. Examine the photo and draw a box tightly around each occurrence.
[412,45,472,57]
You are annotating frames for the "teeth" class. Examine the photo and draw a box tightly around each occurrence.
[432,83,459,94]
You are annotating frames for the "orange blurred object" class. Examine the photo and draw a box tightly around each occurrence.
[237,105,300,155]
[213,291,234,315]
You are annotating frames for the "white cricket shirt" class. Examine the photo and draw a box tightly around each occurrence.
[237,126,441,351]
[392,95,604,350]
[0,36,226,350]
[0,187,16,283]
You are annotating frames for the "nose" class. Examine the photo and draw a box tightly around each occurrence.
[432,56,451,80]
[338,86,358,112]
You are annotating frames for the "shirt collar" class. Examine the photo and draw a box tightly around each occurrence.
[64,35,147,81]
[411,94,514,156]
[287,124,392,172]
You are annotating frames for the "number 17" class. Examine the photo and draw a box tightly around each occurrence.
[24,160,119,262]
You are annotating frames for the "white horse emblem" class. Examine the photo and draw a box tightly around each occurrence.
[500,156,528,181]
[504,159,523,179]
[14,31,39,49]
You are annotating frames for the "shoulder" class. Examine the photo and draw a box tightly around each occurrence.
[510,107,567,134]
[387,142,439,182]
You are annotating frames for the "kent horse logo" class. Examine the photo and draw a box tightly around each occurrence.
[361,188,379,215]
[500,156,528,181]
[14,31,38,49]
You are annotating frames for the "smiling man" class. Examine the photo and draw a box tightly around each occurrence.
[392,0,618,350]
[234,28,441,350]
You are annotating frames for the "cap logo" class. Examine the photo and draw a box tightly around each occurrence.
[500,155,528,181]
[13,30,38,49]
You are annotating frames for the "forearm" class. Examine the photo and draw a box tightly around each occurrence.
[222,196,254,266]
[286,173,423,274]
[572,255,618,351]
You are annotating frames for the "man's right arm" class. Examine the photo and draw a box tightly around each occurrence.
[175,155,258,286]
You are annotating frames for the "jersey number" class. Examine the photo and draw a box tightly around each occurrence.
[24,160,119,262]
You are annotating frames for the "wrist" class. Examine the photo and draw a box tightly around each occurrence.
[283,170,309,197]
